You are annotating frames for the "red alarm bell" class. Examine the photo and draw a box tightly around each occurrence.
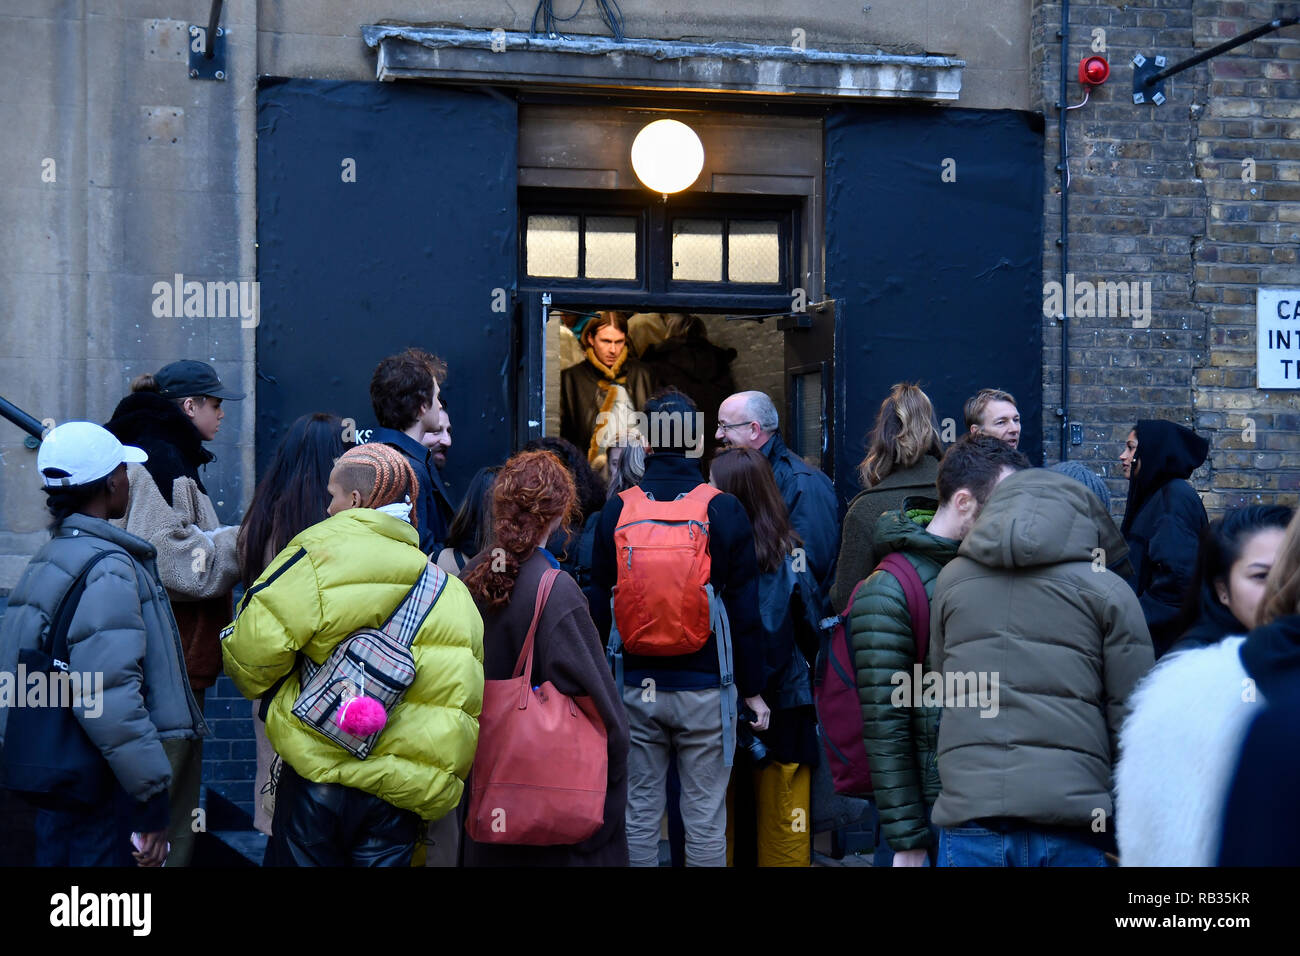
[1079,55,1110,86]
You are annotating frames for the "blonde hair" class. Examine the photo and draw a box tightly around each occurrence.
[858,383,941,488]
[964,388,1017,430]
[1258,507,1300,626]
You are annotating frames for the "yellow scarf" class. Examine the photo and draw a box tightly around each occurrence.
[585,346,628,383]
[586,347,629,465]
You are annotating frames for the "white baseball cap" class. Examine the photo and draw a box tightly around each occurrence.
[37,421,148,488]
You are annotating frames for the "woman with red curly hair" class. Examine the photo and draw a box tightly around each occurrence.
[461,450,629,866]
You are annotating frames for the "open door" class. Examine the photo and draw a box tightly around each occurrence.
[256,79,519,498]
[515,290,549,446]
[781,299,837,484]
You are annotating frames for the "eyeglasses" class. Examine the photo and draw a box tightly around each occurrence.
[716,421,754,432]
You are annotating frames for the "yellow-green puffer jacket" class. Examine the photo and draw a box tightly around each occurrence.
[220,508,484,821]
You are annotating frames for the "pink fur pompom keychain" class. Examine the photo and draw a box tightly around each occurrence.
[337,694,387,737]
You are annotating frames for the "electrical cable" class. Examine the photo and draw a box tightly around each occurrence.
[531,0,625,42]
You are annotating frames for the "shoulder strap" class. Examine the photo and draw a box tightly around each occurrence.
[875,553,931,665]
[48,550,117,663]
[512,568,561,691]
[380,558,449,648]
[814,574,869,683]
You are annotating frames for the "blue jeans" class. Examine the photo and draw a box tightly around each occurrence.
[938,821,1109,867]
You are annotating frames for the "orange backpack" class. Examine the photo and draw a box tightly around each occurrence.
[612,485,721,656]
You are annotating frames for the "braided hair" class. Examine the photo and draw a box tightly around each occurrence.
[335,443,420,527]
[462,450,576,611]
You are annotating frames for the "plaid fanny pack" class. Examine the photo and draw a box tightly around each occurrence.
[291,559,447,759]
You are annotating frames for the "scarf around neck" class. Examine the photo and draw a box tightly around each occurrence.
[585,346,629,383]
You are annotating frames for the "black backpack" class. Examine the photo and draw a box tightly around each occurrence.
[1,550,116,810]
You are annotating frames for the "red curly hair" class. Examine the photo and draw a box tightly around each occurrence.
[462,450,576,610]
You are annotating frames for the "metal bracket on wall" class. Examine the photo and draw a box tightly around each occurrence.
[1131,54,1167,106]
[188,25,227,81]
[1134,16,1299,106]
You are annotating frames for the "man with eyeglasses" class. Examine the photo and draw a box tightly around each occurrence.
[716,391,841,592]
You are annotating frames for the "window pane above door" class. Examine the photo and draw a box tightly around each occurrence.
[672,219,723,281]
[585,216,637,280]
[526,214,579,277]
[729,220,781,284]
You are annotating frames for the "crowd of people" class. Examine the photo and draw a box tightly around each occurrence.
[1,348,1296,868]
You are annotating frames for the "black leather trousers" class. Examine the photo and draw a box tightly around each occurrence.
[264,762,420,867]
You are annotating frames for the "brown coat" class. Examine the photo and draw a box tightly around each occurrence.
[462,550,629,866]
[829,453,941,611]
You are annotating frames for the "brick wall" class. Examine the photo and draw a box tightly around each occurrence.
[201,674,258,823]
[1033,0,1300,517]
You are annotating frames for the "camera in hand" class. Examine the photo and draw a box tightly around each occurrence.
[737,706,770,767]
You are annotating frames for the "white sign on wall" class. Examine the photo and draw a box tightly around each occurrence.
[1258,288,1300,389]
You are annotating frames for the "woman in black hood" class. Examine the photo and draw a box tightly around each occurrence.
[1118,419,1210,657]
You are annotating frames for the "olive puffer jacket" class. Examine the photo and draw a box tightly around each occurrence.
[0,515,207,809]
[930,469,1154,830]
[848,498,956,852]
[221,507,485,822]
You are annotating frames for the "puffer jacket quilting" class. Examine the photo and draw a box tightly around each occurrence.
[0,514,206,803]
[221,507,485,822]
[848,498,954,851]
[929,469,1154,830]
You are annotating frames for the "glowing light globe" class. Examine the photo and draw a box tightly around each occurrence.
[630,119,705,195]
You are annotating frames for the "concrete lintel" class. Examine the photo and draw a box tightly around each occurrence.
[361,26,963,102]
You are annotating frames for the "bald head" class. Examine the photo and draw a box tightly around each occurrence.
[716,391,778,450]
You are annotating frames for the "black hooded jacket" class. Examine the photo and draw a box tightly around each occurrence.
[104,391,213,506]
[1218,615,1300,866]
[1121,419,1209,656]
[1241,613,1300,704]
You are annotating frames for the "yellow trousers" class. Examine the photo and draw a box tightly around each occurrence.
[727,761,812,867]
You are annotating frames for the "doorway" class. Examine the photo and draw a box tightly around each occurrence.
[540,303,801,479]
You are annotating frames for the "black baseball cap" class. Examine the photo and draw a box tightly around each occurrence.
[154,360,245,401]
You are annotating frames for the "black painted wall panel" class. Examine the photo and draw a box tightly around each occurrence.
[826,106,1045,504]
[255,78,518,499]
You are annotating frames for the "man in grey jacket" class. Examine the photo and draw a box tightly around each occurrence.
[0,422,206,866]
